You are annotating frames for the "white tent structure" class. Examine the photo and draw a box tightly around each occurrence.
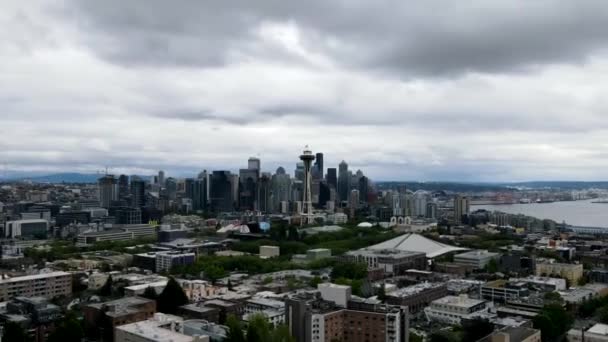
[367,233,467,258]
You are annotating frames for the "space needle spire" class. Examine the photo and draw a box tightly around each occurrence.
[299,145,315,226]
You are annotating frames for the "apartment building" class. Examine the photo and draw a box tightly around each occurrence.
[0,272,71,301]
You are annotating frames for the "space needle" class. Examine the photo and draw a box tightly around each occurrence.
[300,146,315,226]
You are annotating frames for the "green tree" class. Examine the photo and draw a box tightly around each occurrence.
[409,332,423,342]
[246,314,271,342]
[331,261,367,280]
[226,315,246,342]
[461,318,494,341]
[599,306,608,324]
[377,283,386,302]
[543,291,563,303]
[308,276,322,288]
[271,325,295,342]
[157,277,189,314]
[141,286,158,301]
[48,312,84,342]
[2,321,29,342]
[533,303,573,342]
[485,258,498,273]
[204,264,227,284]
[97,275,113,297]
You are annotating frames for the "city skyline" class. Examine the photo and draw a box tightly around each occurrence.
[4,1,608,181]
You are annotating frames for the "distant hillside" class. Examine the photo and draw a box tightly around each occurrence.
[7,173,100,183]
[500,181,608,190]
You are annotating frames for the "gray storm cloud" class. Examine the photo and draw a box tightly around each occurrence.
[1,0,608,181]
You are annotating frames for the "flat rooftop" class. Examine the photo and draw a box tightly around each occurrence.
[454,250,499,259]
[116,314,192,342]
[388,282,445,298]
[432,295,485,308]
[0,271,70,284]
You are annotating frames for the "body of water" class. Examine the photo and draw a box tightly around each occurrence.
[475,199,608,228]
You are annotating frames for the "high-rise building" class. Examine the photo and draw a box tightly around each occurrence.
[426,202,438,219]
[248,157,261,171]
[271,167,291,213]
[318,181,330,208]
[259,172,271,213]
[209,171,234,213]
[165,177,177,200]
[158,170,165,187]
[358,176,369,204]
[239,168,259,211]
[349,189,360,210]
[454,195,470,224]
[192,177,208,212]
[184,178,194,199]
[118,174,130,201]
[295,162,305,182]
[98,175,118,209]
[313,152,324,180]
[337,161,350,202]
[326,168,337,189]
[130,177,146,208]
[300,147,315,226]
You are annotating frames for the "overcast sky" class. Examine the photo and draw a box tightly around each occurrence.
[3,1,608,181]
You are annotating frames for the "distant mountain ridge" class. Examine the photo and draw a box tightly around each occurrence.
[0,172,151,184]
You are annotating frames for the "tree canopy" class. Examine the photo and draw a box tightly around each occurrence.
[157,277,189,314]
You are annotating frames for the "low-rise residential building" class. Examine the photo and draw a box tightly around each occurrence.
[285,293,409,342]
[424,295,488,325]
[0,272,71,302]
[535,261,583,284]
[156,251,196,273]
[83,297,157,340]
[477,326,541,342]
[114,313,209,342]
[386,282,448,314]
[481,280,529,303]
[454,250,500,269]
[0,297,62,342]
[342,249,426,275]
[260,246,280,258]
[568,323,608,341]
[509,276,567,291]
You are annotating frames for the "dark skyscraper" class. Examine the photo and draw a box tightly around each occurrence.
[165,177,177,200]
[326,168,337,190]
[130,177,146,208]
[192,177,208,212]
[258,173,271,213]
[358,176,369,204]
[118,174,129,201]
[239,168,258,211]
[338,160,350,202]
[318,181,330,208]
[313,152,324,180]
[184,178,194,199]
[210,171,234,212]
[98,175,118,209]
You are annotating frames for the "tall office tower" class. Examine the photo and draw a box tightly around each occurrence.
[192,177,208,212]
[313,152,324,180]
[184,178,194,199]
[294,162,305,182]
[318,181,330,208]
[229,174,239,209]
[248,157,261,171]
[118,174,129,201]
[98,175,118,209]
[454,195,470,224]
[326,168,337,189]
[413,191,430,217]
[258,172,271,213]
[337,160,350,202]
[209,171,234,212]
[300,146,315,226]
[239,168,259,211]
[130,177,146,208]
[198,170,209,205]
[165,177,177,200]
[426,202,438,219]
[349,189,360,208]
[271,167,291,213]
[158,170,165,187]
[358,176,369,204]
